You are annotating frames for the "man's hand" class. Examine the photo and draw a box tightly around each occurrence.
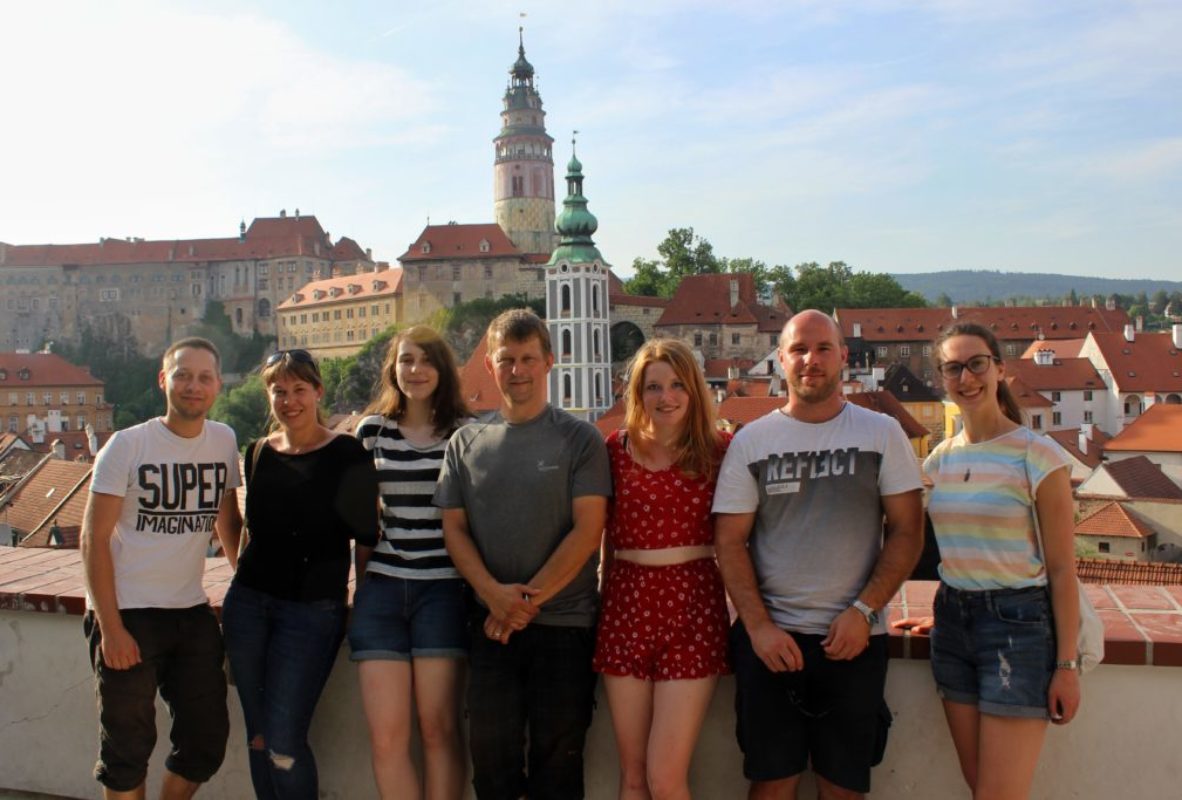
[481,582,540,631]
[100,623,142,671]
[891,615,934,635]
[749,619,804,672]
[822,607,871,661]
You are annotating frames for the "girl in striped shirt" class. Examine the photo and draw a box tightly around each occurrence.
[348,325,471,800]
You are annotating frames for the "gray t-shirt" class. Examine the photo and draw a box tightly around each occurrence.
[713,403,922,635]
[434,404,611,627]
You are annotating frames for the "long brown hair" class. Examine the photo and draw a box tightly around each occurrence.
[624,339,723,479]
[933,321,1023,425]
[365,325,469,435]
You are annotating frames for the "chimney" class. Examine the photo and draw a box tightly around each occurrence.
[52,439,66,460]
[366,248,373,260]
[239,220,246,242]
[85,423,98,456]
[1123,323,1135,342]
[951,305,959,319]
[729,279,739,308]
[1081,422,1094,440]
[280,208,287,218]
[1136,315,1144,332]
[1173,324,1182,349]
[852,322,862,338]
[295,208,300,220]
[727,364,740,380]
[1091,296,1098,308]
[1078,430,1087,455]
[872,366,885,388]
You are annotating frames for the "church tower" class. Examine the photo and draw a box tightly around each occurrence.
[493,29,557,256]
[547,142,612,420]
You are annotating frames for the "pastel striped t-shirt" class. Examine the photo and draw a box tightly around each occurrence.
[923,426,1071,591]
[356,414,460,581]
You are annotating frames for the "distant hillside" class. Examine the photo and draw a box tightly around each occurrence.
[893,270,1182,304]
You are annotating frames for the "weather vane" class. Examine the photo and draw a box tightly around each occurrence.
[572,130,579,155]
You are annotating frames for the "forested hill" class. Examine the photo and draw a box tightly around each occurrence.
[893,270,1182,304]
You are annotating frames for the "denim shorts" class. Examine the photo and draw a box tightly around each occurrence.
[348,573,468,661]
[930,583,1056,719]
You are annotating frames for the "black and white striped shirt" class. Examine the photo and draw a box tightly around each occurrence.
[356,414,460,580]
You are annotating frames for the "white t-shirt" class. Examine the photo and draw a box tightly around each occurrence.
[89,418,241,609]
[713,403,922,635]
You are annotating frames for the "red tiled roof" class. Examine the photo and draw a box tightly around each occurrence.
[1092,455,1182,500]
[609,293,670,308]
[0,353,103,387]
[398,224,522,262]
[0,215,356,268]
[1104,404,1182,454]
[594,399,627,437]
[278,268,402,310]
[458,333,502,413]
[717,396,785,427]
[846,391,930,438]
[656,273,787,332]
[1046,426,1111,469]
[1004,375,1054,408]
[1087,331,1182,393]
[0,449,44,487]
[26,430,113,459]
[724,377,776,398]
[328,236,369,262]
[1075,558,1182,586]
[1075,501,1155,539]
[1005,357,1104,392]
[836,306,1129,343]
[0,432,31,455]
[703,358,756,381]
[8,459,92,544]
[1022,338,1087,359]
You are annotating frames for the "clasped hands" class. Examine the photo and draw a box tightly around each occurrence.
[482,582,541,644]
[749,606,873,672]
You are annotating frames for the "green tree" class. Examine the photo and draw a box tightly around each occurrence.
[936,292,954,307]
[188,301,274,373]
[320,326,400,412]
[52,325,164,429]
[432,293,545,363]
[1151,290,1169,315]
[622,257,668,297]
[658,227,719,284]
[209,374,269,449]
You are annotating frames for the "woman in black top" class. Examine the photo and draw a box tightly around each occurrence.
[222,349,377,800]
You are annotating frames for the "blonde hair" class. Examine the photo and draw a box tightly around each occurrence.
[624,339,722,479]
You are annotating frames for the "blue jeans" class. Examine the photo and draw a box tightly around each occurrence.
[221,582,347,800]
[467,615,597,800]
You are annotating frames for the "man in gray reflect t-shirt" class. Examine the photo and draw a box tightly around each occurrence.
[436,309,610,800]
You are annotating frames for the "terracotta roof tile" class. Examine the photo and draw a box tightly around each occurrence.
[1075,501,1155,539]
[1022,338,1087,358]
[458,333,502,413]
[609,293,670,308]
[1093,455,1182,500]
[26,430,113,459]
[882,364,941,402]
[1004,375,1054,408]
[724,377,776,398]
[7,459,92,544]
[1087,331,1182,393]
[398,224,522,262]
[1076,558,1182,586]
[846,391,930,438]
[1104,404,1182,454]
[655,273,786,331]
[836,306,1129,343]
[717,397,785,427]
[328,236,368,262]
[703,358,756,381]
[0,353,103,387]
[594,399,627,437]
[0,449,45,487]
[278,268,402,310]
[1046,426,1111,469]
[1005,357,1105,392]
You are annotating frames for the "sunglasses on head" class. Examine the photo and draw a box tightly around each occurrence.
[265,349,317,369]
[938,354,999,379]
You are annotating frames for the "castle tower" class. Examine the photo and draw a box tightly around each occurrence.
[493,29,557,256]
[546,142,612,420]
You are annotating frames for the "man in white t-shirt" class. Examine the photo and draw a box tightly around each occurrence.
[80,337,243,799]
[714,310,924,800]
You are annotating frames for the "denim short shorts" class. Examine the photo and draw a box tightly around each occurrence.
[348,573,468,661]
[930,582,1056,719]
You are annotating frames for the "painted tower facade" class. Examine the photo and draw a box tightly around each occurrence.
[547,148,612,420]
[493,31,557,256]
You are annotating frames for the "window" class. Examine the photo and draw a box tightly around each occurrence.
[312,312,319,323]
[512,175,524,196]
[899,345,911,357]
[334,310,342,320]
[484,265,493,279]
[6,416,16,432]
[43,392,52,405]
[453,265,462,280]
[1053,411,1062,426]
[922,345,932,357]
[561,285,571,315]
[60,391,69,405]
[258,278,268,290]
[76,414,86,429]
[708,333,718,347]
[259,265,269,276]
[770,334,777,346]
[694,333,703,347]
[876,346,888,359]
[731,333,741,345]
[1098,542,1110,554]
[299,313,306,324]
[1031,414,1042,430]
[562,329,572,358]
[7,393,16,405]
[346,308,353,319]
[1083,410,1093,423]
[372,305,379,316]
[358,307,366,318]
[1051,391,1061,402]
[1083,390,1093,402]
[77,391,85,404]
[1005,344,1017,356]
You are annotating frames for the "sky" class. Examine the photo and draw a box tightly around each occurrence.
[1,0,1179,282]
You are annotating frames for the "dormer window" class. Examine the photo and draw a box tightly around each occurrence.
[312,289,325,300]
[347,284,361,295]
[372,280,387,292]
[329,287,342,298]
[479,239,490,253]
[18,368,31,381]
[292,293,304,304]
[421,242,432,254]
[0,369,6,381]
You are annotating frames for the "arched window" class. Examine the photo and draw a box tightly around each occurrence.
[595,373,603,405]
[257,298,271,318]
[561,284,571,315]
[235,307,243,326]
[562,329,572,359]
[563,374,573,404]
[593,329,601,359]
[592,284,600,316]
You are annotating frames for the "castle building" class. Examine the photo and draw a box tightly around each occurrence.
[276,267,403,359]
[0,352,111,437]
[0,213,373,356]
[546,146,612,420]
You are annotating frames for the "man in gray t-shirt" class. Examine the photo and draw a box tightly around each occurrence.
[714,310,923,799]
[436,309,610,800]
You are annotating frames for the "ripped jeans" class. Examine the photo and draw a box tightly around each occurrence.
[222,582,346,800]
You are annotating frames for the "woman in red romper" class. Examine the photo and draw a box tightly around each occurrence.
[594,338,731,799]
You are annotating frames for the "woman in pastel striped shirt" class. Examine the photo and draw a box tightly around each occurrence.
[897,321,1082,799]
[349,326,471,799]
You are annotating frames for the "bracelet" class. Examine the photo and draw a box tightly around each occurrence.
[1055,659,1079,671]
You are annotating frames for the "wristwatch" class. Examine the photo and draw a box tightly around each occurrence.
[1055,659,1080,672]
[852,599,880,626]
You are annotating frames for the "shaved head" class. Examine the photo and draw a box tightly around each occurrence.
[780,310,844,351]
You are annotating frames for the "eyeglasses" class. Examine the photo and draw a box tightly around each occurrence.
[265,349,317,369]
[938,354,999,379]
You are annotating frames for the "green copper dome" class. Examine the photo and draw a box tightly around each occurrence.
[549,147,602,265]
